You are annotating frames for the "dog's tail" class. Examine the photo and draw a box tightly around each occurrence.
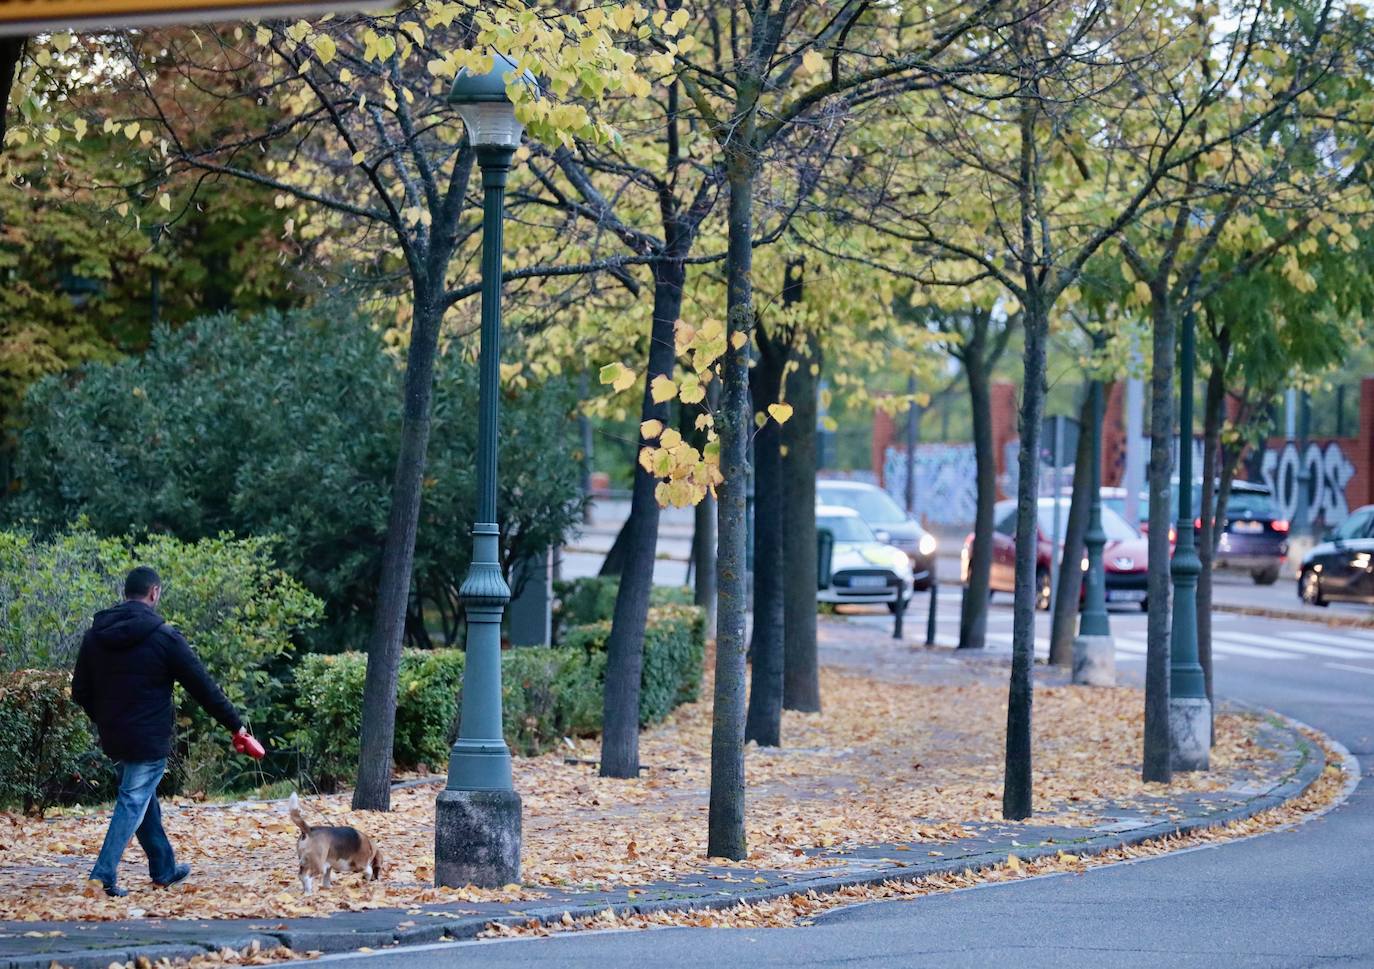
[288,792,311,838]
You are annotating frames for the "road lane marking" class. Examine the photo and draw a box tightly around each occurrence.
[1323,661,1374,676]
[1286,630,1374,653]
[1210,631,1368,659]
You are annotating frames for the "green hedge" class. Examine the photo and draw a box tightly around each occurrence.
[293,604,705,788]
[553,576,694,633]
[0,670,111,814]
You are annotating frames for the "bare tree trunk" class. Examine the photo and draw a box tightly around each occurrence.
[600,257,687,778]
[598,515,633,577]
[1143,295,1175,785]
[692,494,717,633]
[959,328,996,650]
[782,338,822,712]
[1048,388,1094,666]
[0,38,24,149]
[1004,290,1048,821]
[353,291,445,811]
[745,320,788,747]
[708,156,754,860]
[1196,337,1228,739]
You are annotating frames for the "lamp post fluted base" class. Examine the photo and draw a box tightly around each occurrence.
[435,788,522,888]
[1072,634,1116,686]
[1168,696,1212,772]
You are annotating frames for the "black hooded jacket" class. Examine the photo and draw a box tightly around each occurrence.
[71,599,243,763]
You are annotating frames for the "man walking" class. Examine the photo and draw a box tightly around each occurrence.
[72,566,254,897]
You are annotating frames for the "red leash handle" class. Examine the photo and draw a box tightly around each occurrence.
[232,729,266,759]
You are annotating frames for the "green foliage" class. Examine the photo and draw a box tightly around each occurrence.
[0,526,322,794]
[293,604,705,787]
[7,308,586,649]
[0,669,109,815]
[553,575,693,632]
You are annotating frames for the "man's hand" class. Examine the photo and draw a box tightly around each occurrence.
[232,727,266,760]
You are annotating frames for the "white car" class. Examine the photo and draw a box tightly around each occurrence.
[816,505,914,613]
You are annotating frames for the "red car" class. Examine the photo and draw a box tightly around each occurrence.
[961,497,1152,611]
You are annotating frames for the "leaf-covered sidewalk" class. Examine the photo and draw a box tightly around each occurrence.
[0,616,1327,968]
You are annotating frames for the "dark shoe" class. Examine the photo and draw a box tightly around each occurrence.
[154,864,191,888]
[104,883,129,898]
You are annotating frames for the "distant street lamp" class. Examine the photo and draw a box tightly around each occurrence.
[1072,379,1115,686]
[1169,306,1210,771]
[434,52,536,889]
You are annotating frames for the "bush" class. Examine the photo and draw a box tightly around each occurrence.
[294,605,705,788]
[8,308,586,650]
[0,527,322,798]
[561,604,706,724]
[553,576,694,631]
[0,670,110,815]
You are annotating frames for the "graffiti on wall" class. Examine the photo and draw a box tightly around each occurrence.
[1260,441,1356,527]
[883,444,978,525]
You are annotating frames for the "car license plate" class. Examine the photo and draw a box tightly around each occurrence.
[850,575,888,588]
[1232,521,1264,533]
[1107,589,1146,602]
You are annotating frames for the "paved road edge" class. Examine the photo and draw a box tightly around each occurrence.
[9,710,1341,969]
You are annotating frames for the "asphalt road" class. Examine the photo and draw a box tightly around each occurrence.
[310,609,1373,969]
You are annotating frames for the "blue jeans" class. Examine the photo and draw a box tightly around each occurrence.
[89,760,177,888]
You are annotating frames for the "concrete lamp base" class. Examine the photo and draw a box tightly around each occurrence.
[1072,635,1116,687]
[435,789,522,888]
[1169,696,1212,772]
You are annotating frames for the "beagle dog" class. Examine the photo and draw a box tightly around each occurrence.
[288,792,383,894]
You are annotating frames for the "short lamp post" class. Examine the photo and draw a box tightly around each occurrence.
[1168,305,1210,771]
[1072,379,1115,686]
[434,53,536,889]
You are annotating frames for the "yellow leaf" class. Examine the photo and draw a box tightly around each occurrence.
[158,193,171,212]
[640,419,664,439]
[1007,854,1020,872]
[313,34,337,64]
[730,331,747,350]
[638,447,657,473]
[650,374,677,403]
[767,403,793,425]
[659,428,683,449]
[72,118,86,140]
[352,150,366,165]
[802,49,826,75]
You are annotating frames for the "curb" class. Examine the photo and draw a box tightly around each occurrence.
[1212,600,1374,629]
[6,711,1333,969]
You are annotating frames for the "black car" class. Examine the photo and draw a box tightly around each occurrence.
[1211,481,1289,585]
[815,480,937,591]
[1299,505,1374,606]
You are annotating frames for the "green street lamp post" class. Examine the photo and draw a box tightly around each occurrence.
[1168,306,1210,771]
[434,53,536,889]
[1072,379,1115,686]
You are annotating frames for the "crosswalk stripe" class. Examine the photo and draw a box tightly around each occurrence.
[1324,662,1374,676]
[1115,634,1283,659]
[1286,630,1374,653]
[1212,631,1368,659]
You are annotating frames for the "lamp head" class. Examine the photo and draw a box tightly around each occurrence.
[446,52,538,149]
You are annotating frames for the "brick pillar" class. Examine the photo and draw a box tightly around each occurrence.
[1102,380,1126,487]
[991,381,1017,499]
[1355,377,1374,509]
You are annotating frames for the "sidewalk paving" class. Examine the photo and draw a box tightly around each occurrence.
[0,626,1328,969]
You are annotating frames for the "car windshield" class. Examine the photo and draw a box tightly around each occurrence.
[819,514,875,543]
[1036,503,1138,542]
[817,485,906,523]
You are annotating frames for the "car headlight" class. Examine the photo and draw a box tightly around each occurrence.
[918,533,937,557]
